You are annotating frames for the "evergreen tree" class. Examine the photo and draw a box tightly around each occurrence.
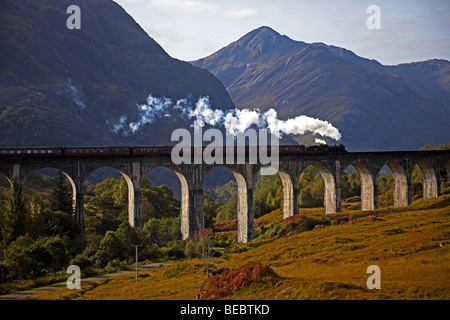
[115,221,140,262]
[1,175,28,246]
[30,194,44,217]
[50,171,73,215]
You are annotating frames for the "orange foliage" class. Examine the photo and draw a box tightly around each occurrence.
[199,262,277,300]
[347,215,385,224]
[212,219,237,232]
[213,219,267,232]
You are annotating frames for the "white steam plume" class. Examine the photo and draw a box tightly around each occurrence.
[128,95,172,132]
[109,94,342,141]
[315,138,327,145]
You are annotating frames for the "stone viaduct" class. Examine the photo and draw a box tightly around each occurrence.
[0,149,449,243]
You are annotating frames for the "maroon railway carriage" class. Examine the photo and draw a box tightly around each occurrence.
[0,148,62,156]
[230,145,307,154]
[0,144,318,158]
[64,147,131,156]
[131,146,173,155]
[278,145,306,153]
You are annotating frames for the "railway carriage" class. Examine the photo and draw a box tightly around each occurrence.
[0,148,62,156]
[64,147,131,156]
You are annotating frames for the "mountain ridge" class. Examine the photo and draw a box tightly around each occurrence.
[192,26,450,151]
[0,0,235,147]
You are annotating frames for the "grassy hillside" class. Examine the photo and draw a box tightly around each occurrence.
[19,194,450,300]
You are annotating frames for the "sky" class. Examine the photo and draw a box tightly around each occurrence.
[113,0,450,65]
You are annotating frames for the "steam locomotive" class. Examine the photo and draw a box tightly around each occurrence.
[0,144,346,157]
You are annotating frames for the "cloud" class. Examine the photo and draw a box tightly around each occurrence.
[145,0,218,14]
[143,0,256,19]
[224,7,257,19]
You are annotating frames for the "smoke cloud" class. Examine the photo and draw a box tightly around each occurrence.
[129,95,172,132]
[109,94,342,141]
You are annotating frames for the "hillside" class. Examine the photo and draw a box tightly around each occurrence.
[17,194,450,300]
[0,0,234,147]
[192,26,450,151]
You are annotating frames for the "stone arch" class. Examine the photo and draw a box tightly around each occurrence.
[440,159,450,194]
[384,162,410,207]
[415,160,439,199]
[228,166,252,243]
[203,164,253,243]
[278,168,295,219]
[58,170,77,214]
[22,167,77,213]
[202,165,236,224]
[173,169,189,240]
[84,166,136,227]
[351,163,376,211]
[0,172,11,200]
[301,163,337,214]
[253,166,296,219]
[142,165,190,240]
[314,164,336,214]
[445,160,450,185]
[0,171,11,186]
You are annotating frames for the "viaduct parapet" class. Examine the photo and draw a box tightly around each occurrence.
[1,149,449,243]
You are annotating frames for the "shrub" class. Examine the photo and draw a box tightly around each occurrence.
[70,254,93,271]
[94,231,126,267]
[345,196,361,203]
[0,261,9,284]
[199,262,277,300]
[143,216,181,247]
[167,245,185,259]
[214,232,234,247]
[304,217,320,231]
[141,243,161,260]
[213,219,237,232]
[3,235,70,279]
[106,259,127,270]
[184,240,197,259]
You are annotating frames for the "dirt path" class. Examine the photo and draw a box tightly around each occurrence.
[0,261,174,300]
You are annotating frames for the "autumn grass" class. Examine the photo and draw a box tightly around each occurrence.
[20,194,450,300]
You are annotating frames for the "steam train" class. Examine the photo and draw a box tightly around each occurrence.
[0,144,346,157]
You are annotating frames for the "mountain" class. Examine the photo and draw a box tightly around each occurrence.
[0,0,235,147]
[192,26,450,151]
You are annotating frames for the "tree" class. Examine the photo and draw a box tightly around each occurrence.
[203,194,218,228]
[142,216,181,247]
[32,209,81,240]
[94,230,126,267]
[30,194,44,217]
[253,174,282,217]
[3,235,69,280]
[215,198,237,222]
[44,236,70,274]
[3,235,34,280]
[1,175,28,246]
[299,187,314,208]
[115,221,140,262]
[193,228,214,278]
[50,171,73,215]
[141,184,180,219]
[298,167,325,208]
